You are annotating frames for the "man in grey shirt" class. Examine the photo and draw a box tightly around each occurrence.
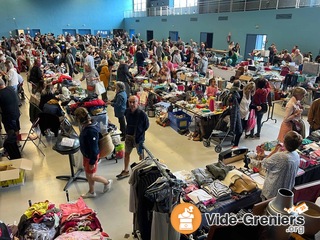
[262,131,302,199]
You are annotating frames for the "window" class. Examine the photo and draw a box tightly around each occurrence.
[134,0,146,12]
[174,0,197,8]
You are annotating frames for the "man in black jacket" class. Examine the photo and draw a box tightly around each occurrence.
[0,79,20,138]
[116,95,149,179]
[117,59,133,97]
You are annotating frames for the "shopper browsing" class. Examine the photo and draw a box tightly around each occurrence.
[116,95,149,179]
[307,98,320,134]
[248,78,271,139]
[277,87,306,142]
[108,81,127,141]
[233,81,256,148]
[261,131,302,199]
[74,107,112,198]
[0,79,20,141]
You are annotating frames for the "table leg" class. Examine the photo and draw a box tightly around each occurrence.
[56,153,87,191]
[261,102,277,126]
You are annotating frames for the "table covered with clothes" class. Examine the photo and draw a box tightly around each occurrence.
[174,163,262,228]
[65,95,108,132]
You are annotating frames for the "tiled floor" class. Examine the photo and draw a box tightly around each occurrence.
[0,74,309,239]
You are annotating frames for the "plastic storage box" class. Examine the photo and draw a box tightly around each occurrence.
[168,111,192,132]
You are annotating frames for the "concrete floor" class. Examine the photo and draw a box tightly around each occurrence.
[0,73,309,239]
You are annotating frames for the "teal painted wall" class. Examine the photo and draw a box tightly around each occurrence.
[0,0,132,37]
[124,7,320,57]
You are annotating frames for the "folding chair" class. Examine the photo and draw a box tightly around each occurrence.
[20,117,46,156]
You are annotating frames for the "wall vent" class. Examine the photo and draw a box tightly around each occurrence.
[276,14,292,19]
[135,19,140,22]
[161,18,167,22]
[218,16,228,21]
[190,17,198,22]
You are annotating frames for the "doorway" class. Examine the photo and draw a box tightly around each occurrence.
[62,29,77,36]
[78,29,92,35]
[146,30,153,42]
[169,31,179,42]
[30,29,40,37]
[244,34,267,60]
[129,29,135,39]
[200,32,213,49]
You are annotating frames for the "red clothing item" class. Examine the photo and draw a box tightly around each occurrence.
[252,82,271,106]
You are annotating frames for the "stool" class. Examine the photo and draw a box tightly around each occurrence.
[53,135,87,191]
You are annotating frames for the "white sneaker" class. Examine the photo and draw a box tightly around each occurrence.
[81,192,97,198]
[103,179,113,193]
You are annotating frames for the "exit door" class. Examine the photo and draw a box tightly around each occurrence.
[169,31,178,42]
[200,32,213,49]
[244,34,267,59]
[146,30,153,42]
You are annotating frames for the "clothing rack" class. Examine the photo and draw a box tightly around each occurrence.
[142,143,175,186]
[131,144,180,240]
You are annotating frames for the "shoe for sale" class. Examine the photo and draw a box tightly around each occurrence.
[116,170,130,179]
[193,136,201,141]
[81,191,97,199]
[103,179,113,193]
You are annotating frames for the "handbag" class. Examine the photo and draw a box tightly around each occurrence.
[291,119,305,138]
[246,109,256,132]
[95,81,106,95]
[99,132,114,158]
[229,174,257,194]
[260,102,268,113]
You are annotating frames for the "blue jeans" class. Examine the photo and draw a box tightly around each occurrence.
[251,111,264,136]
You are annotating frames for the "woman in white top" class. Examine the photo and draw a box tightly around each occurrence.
[233,82,256,147]
[4,60,19,92]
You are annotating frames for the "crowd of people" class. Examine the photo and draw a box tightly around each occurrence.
[1,31,320,202]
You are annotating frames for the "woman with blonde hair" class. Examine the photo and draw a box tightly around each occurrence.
[99,59,110,101]
[233,81,256,148]
[278,87,307,142]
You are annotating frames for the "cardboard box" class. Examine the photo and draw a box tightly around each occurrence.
[0,170,26,188]
[239,75,253,82]
[0,158,33,187]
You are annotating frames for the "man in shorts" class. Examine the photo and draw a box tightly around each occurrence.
[116,95,149,179]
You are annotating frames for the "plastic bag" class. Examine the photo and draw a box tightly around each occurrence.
[95,81,106,95]
[246,109,256,132]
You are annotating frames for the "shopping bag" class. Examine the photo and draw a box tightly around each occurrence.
[95,81,106,95]
[246,109,256,132]
[99,133,114,158]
